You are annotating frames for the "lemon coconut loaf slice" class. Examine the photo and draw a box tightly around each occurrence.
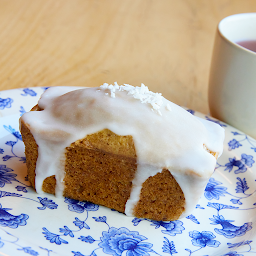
[19,83,224,221]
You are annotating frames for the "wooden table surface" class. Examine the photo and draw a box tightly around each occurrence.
[0,0,255,114]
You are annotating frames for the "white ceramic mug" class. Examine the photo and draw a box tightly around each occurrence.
[208,13,256,139]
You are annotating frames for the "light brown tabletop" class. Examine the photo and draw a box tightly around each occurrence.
[0,0,256,114]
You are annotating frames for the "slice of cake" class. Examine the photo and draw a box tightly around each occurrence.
[19,83,225,221]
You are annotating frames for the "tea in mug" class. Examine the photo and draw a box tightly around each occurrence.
[236,40,256,53]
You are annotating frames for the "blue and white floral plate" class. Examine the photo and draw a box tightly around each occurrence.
[0,87,256,256]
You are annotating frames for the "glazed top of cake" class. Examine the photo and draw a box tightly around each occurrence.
[20,83,225,218]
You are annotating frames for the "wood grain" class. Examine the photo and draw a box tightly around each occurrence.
[0,0,256,113]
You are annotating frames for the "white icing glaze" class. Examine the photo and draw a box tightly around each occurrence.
[20,83,225,218]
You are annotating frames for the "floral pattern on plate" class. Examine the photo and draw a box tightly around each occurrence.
[0,88,256,256]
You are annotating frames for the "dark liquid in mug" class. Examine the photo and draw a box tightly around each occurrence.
[236,40,256,53]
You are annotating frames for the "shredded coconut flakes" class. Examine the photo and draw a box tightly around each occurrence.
[100,82,164,115]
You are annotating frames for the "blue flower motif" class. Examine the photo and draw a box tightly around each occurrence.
[189,230,220,248]
[225,158,241,172]
[20,157,26,163]
[241,154,254,167]
[0,165,17,187]
[42,227,68,245]
[0,240,4,248]
[227,240,252,248]
[99,227,153,256]
[12,131,22,140]
[73,217,89,229]
[162,237,178,255]
[93,216,107,223]
[15,186,27,193]
[64,198,99,213]
[149,220,185,236]
[186,109,195,115]
[59,226,74,237]
[19,106,26,116]
[235,177,249,194]
[21,88,37,97]
[231,132,241,136]
[37,197,58,210]
[186,214,200,224]
[0,190,22,198]
[228,139,242,150]
[0,203,28,228]
[132,218,143,226]
[195,204,205,209]
[230,199,242,205]
[204,178,227,200]
[5,141,17,147]
[224,154,254,174]
[3,125,22,140]
[0,97,13,110]
[17,247,39,256]
[0,149,4,154]
[79,235,96,243]
[209,215,252,238]
[2,155,13,161]
[221,251,244,256]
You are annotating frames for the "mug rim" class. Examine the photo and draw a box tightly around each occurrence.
[218,13,256,55]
